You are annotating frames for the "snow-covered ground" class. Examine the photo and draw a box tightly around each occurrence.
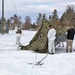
[0,30,75,75]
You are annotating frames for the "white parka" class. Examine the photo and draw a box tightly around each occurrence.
[47,28,56,40]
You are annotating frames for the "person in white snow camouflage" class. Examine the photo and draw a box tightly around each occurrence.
[16,28,22,45]
[47,25,56,54]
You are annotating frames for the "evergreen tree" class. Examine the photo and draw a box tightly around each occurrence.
[48,15,52,21]
[42,14,47,20]
[51,9,58,25]
[31,23,36,30]
[60,5,75,26]
[36,13,42,29]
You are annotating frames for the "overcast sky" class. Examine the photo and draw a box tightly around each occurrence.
[0,0,75,22]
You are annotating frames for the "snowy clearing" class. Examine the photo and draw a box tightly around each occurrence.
[0,30,75,75]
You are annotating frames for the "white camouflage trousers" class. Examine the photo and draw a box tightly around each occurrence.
[16,37,20,44]
[48,40,55,53]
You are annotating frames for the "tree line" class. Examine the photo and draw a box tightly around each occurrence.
[0,4,75,31]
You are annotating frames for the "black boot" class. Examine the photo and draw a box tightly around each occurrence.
[66,50,68,53]
[70,50,72,53]
[49,52,54,55]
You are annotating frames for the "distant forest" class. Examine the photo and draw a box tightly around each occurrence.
[0,4,75,31]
